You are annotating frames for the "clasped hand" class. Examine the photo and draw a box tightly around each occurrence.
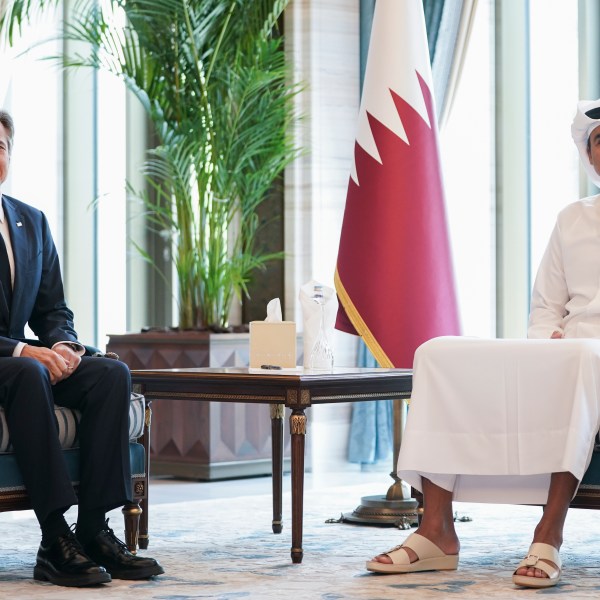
[21,344,81,384]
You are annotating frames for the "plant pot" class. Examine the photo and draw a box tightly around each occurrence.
[107,330,291,480]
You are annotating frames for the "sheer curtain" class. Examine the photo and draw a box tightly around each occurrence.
[349,0,478,467]
[431,0,478,127]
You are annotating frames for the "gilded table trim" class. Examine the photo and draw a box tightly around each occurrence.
[143,390,285,402]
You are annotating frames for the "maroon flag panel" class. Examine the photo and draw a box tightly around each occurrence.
[335,0,460,368]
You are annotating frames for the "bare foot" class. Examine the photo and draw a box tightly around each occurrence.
[514,562,558,580]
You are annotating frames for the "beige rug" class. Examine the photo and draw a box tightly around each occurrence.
[1,481,600,599]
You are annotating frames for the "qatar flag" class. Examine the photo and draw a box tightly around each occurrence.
[334,0,460,368]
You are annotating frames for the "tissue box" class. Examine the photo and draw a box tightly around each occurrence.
[249,321,297,368]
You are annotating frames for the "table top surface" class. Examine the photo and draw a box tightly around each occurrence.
[130,366,412,405]
[131,366,411,382]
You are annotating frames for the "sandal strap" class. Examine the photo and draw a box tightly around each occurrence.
[515,543,561,578]
[384,533,446,566]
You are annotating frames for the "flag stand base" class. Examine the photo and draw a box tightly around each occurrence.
[341,494,419,529]
[341,398,420,529]
[341,471,419,529]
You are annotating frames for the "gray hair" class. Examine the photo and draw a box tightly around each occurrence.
[0,110,14,155]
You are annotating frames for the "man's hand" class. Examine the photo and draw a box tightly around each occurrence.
[21,344,81,384]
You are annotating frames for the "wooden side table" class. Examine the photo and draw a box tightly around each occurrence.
[131,366,412,563]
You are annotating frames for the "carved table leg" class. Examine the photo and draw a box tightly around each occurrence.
[290,409,307,564]
[271,404,285,534]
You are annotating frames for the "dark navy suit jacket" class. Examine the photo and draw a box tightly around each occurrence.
[0,194,78,356]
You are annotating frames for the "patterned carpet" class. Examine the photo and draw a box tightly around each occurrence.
[2,482,600,599]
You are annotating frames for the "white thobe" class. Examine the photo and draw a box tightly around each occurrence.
[397,194,600,504]
[397,336,600,504]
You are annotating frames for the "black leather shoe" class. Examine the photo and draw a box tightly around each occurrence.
[83,522,164,580]
[34,531,111,587]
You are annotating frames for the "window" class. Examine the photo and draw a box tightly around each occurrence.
[440,0,494,337]
[441,0,580,338]
[96,70,127,347]
[529,0,579,279]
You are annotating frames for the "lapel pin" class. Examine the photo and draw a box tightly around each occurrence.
[16,222,22,227]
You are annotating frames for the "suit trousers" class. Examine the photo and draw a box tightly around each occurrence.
[0,356,133,523]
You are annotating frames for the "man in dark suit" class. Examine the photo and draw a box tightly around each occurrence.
[0,110,163,587]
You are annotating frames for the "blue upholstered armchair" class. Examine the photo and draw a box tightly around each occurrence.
[570,435,600,509]
[0,353,151,553]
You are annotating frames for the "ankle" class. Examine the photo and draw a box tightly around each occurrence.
[40,510,70,546]
[76,511,107,546]
[532,524,563,550]
[419,517,458,539]
[415,525,460,555]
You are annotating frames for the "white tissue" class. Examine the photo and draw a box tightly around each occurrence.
[299,280,338,368]
[265,298,283,322]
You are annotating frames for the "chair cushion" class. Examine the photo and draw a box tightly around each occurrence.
[0,442,146,493]
[0,392,145,454]
[580,445,600,490]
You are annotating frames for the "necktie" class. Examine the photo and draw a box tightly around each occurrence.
[0,233,12,310]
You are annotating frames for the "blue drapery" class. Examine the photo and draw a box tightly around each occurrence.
[347,340,393,465]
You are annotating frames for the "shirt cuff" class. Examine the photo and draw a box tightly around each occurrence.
[12,341,25,357]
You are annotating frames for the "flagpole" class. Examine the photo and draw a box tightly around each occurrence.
[334,0,459,526]
[341,397,418,528]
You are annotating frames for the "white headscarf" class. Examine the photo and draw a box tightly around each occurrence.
[571,99,600,187]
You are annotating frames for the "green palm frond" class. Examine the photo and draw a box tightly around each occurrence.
[1,0,59,43]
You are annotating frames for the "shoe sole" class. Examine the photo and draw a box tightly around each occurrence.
[512,573,560,588]
[366,555,459,574]
[33,565,112,587]
[106,564,165,580]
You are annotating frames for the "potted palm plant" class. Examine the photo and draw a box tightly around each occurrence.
[1,0,301,479]
[2,0,299,330]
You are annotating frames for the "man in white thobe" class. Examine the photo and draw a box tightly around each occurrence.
[366,98,600,589]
